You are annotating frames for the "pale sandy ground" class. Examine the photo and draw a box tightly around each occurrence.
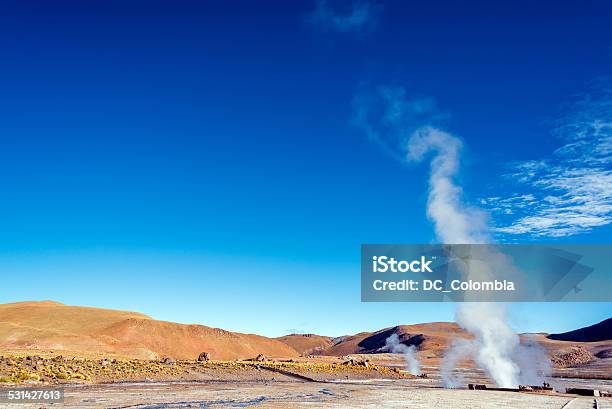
[6,380,611,409]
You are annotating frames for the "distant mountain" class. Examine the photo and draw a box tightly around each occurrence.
[3,301,609,367]
[275,334,333,355]
[329,322,469,356]
[0,301,298,360]
[275,322,469,357]
[547,318,612,342]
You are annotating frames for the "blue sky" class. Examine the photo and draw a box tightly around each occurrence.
[0,0,610,337]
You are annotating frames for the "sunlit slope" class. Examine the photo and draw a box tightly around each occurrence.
[0,301,298,360]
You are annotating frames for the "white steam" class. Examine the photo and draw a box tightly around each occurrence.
[439,317,553,388]
[406,125,548,388]
[440,338,473,388]
[384,333,421,375]
[406,126,489,244]
[455,303,520,387]
[513,335,553,386]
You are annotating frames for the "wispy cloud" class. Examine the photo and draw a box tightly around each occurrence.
[306,0,383,33]
[285,328,307,335]
[485,81,612,238]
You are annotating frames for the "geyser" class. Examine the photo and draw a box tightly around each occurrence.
[384,333,421,376]
[406,125,548,388]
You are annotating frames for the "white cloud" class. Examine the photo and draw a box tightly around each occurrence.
[488,82,612,238]
[306,0,382,33]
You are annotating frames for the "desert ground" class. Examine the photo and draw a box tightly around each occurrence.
[0,301,610,408]
[3,372,611,408]
[0,353,610,408]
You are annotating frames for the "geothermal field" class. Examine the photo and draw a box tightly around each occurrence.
[0,301,610,408]
[2,355,611,408]
[9,378,612,409]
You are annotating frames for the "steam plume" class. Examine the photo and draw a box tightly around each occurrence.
[406,126,489,244]
[439,338,473,388]
[513,335,553,386]
[406,126,524,388]
[384,333,421,375]
[455,303,520,387]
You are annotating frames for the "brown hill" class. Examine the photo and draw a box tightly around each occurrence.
[275,334,334,355]
[0,301,298,360]
[320,322,469,358]
[547,318,612,342]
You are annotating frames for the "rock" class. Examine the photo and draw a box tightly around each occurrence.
[254,354,267,362]
[198,352,211,362]
[343,358,370,367]
[551,346,596,367]
[161,357,176,365]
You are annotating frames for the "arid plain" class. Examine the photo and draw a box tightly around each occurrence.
[0,301,610,408]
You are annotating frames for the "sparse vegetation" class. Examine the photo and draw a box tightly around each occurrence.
[0,354,410,385]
